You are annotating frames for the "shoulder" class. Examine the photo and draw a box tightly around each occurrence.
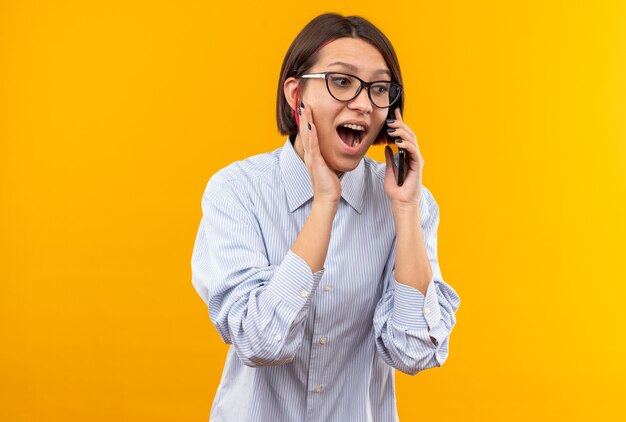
[203,147,282,204]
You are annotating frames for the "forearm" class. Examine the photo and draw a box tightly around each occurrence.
[291,200,338,273]
[393,205,433,295]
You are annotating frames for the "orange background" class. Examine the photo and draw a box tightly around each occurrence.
[1,1,625,421]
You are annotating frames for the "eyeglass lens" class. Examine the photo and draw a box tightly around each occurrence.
[326,73,400,108]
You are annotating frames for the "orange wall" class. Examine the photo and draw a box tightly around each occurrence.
[1,1,625,421]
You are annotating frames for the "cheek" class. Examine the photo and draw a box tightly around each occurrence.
[317,121,337,151]
[369,115,386,141]
[372,121,386,138]
[310,105,340,136]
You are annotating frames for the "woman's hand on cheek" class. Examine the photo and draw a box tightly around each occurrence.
[383,108,424,211]
[299,101,342,206]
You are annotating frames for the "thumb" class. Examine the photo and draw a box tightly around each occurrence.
[384,145,397,183]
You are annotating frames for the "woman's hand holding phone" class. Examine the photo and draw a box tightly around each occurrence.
[383,108,424,211]
[298,101,342,207]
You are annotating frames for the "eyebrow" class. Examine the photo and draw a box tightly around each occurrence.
[327,61,391,78]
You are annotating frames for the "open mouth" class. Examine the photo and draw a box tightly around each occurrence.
[337,123,367,149]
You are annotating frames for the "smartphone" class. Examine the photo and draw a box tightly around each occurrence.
[385,107,407,186]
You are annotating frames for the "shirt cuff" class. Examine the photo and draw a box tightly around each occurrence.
[392,276,442,331]
[265,250,324,312]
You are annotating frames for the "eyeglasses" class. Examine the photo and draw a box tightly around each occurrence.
[299,72,402,109]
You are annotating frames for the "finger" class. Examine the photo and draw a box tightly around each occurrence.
[390,132,424,170]
[298,101,311,156]
[394,107,403,122]
[386,114,416,142]
[308,121,321,164]
[395,140,422,169]
[387,127,418,152]
[386,127,416,147]
[384,145,398,183]
[389,109,424,170]
[302,102,322,162]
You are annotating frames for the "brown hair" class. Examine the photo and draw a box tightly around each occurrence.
[276,13,404,145]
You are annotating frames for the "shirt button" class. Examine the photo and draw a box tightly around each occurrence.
[313,386,322,393]
[274,334,282,342]
[300,289,309,298]
[424,306,430,315]
[323,284,331,292]
[319,336,327,345]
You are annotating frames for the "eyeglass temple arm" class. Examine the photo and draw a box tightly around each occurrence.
[300,74,327,79]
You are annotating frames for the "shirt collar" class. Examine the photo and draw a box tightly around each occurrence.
[280,137,365,214]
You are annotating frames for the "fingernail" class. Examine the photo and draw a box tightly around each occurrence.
[386,127,396,134]
[386,119,395,125]
[395,138,403,143]
[307,122,311,130]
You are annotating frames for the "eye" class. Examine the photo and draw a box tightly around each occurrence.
[371,83,390,96]
[330,75,355,89]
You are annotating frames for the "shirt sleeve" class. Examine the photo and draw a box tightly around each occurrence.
[373,187,461,375]
[191,176,323,368]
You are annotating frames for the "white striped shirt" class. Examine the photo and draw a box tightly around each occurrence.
[191,138,461,421]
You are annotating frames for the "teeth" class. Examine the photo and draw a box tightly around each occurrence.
[341,123,365,131]
[340,123,365,148]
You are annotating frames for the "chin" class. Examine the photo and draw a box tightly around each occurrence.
[328,155,364,174]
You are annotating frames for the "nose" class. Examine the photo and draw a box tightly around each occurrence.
[348,86,373,113]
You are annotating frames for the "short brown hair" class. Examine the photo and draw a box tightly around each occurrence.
[276,13,404,145]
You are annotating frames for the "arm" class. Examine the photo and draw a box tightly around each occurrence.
[394,203,432,295]
[373,187,461,375]
[191,182,333,368]
[191,102,340,368]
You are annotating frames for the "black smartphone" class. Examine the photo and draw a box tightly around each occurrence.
[385,107,407,186]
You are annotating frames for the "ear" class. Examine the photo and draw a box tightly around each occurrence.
[283,77,300,110]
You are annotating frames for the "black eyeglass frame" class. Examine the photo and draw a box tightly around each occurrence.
[299,72,403,109]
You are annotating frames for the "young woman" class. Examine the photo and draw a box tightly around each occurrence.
[192,13,461,421]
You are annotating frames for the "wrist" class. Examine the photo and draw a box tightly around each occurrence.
[312,199,339,215]
[391,201,420,219]
[391,188,423,217]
